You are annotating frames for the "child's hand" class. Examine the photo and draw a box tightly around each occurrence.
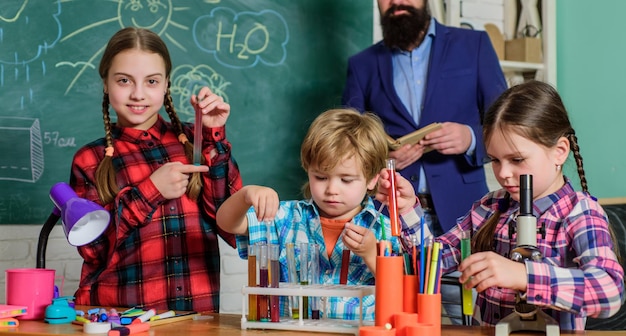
[150,162,209,199]
[342,223,377,261]
[457,251,528,292]
[241,185,279,222]
[191,87,230,128]
[375,168,417,214]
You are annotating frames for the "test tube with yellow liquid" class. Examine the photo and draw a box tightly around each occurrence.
[247,244,258,321]
[461,230,473,325]
[286,243,299,319]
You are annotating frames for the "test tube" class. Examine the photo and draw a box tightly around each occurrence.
[269,244,280,322]
[340,249,350,285]
[258,243,269,322]
[310,243,321,319]
[387,159,400,236]
[286,243,299,319]
[461,231,473,325]
[247,244,257,321]
[299,242,309,319]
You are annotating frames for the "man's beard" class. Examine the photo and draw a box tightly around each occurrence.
[381,5,431,51]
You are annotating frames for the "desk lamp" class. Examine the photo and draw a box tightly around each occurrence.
[495,174,559,336]
[36,182,110,269]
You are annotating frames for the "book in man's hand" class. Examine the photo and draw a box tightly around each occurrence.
[386,122,443,151]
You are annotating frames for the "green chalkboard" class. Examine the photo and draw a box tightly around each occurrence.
[0,0,373,224]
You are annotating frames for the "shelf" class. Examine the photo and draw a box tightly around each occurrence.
[240,283,375,335]
[499,60,544,72]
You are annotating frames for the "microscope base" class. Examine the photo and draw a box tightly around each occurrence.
[495,308,560,336]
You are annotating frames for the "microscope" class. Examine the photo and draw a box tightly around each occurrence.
[495,174,560,336]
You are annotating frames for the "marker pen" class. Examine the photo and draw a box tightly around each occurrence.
[107,322,150,336]
[149,310,175,321]
[132,309,155,324]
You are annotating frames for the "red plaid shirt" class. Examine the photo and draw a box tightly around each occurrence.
[70,116,242,312]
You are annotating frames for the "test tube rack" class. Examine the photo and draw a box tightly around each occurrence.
[241,283,375,335]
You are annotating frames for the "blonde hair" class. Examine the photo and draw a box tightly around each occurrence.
[95,27,203,204]
[300,108,388,198]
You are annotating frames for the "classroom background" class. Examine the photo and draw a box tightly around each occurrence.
[1,0,625,316]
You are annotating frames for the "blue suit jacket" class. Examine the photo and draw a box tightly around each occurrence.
[342,21,507,232]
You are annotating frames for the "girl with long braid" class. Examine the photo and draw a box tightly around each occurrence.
[375,80,623,330]
[70,27,242,312]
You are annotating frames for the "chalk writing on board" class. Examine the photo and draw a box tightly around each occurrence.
[58,0,195,94]
[0,117,44,182]
[170,64,232,122]
[193,7,289,69]
[0,1,61,107]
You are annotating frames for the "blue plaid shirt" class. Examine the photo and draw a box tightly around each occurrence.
[235,197,419,320]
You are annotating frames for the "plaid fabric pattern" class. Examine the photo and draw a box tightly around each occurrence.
[235,197,417,321]
[70,116,242,312]
[405,178,624,330]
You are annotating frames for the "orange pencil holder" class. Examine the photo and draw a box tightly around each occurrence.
[405,323,437,336]
[375,256,403,326]
[417,293,441,336]
[402,274,418,313]
[393,312,419,336]
[358,325,395,336]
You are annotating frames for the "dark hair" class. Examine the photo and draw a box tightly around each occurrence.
[95,27,202,204]
[474,80,588,252]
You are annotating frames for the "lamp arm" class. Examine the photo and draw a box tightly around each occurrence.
[36,211,61,269]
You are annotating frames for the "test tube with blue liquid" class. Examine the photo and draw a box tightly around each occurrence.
[310,243,321,319]
[299,242,309,319]
[461,230,473,325]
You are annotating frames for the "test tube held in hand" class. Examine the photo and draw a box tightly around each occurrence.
[258,243,269,322]
[247,244,258,321]
[269,244,280,322]
[286,243,299,319]
[299,242,309,319]
[387,159,400,236]
[193,105,202,165]
[310,244,321,319]
[461,231,473,325]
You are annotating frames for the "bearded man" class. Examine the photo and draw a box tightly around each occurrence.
[342,0,507,325]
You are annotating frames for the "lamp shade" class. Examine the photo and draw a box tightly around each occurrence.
[49,182,110,246]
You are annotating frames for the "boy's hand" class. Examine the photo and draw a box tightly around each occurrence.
[241,185,279,222]
[342,222,377,259]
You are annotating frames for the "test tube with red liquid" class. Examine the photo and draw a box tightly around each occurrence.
[269,244,280,322]
[387,159,400,236]
[258,243,269,322]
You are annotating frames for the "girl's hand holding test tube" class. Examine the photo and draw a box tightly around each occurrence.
[375,168,417,215]
[190,87,230,128]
